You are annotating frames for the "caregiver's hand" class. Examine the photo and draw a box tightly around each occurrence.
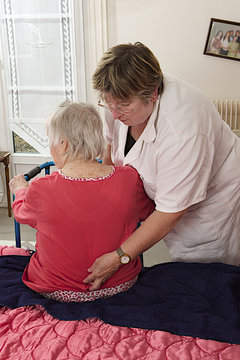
[9,174,28,195]
[83,251,120,291]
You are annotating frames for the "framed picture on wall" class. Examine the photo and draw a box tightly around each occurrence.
[203,18,240,62]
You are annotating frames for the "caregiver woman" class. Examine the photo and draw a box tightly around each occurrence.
[84,42,240,290]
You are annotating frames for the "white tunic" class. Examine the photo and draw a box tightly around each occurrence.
[105,74,240,265]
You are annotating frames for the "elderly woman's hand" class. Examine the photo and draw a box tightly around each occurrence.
[83,251,121,291]
[9,174,28,195]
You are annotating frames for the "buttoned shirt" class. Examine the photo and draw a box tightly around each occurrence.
[105,74,240,265]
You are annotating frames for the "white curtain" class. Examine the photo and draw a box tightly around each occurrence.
[0,0,78,154]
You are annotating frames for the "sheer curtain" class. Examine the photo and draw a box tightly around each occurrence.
[0,0,108,207]
[0,0,80,154]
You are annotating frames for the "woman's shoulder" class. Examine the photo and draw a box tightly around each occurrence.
[23,172,59,201]
[115,165,139,178]
[29,171,59,187]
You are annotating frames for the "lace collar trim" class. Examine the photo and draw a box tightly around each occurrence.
[58,166,115,182]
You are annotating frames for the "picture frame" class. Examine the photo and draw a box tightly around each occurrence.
[203,18,240,62]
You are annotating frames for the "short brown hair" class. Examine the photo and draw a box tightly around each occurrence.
[92,42,164,101]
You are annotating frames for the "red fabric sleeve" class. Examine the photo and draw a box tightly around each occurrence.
[12,182,39,229]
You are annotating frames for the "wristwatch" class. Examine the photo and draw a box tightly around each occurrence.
[116,247,131,264]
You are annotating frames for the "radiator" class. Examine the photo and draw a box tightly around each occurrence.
[212,99,240,137]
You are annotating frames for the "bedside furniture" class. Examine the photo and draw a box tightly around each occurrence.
[0,151,11,217]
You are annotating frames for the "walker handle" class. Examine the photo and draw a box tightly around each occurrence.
[24,166,41,181]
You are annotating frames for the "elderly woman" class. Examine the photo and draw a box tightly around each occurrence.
[9,102,154,302]
[83,42,240,290]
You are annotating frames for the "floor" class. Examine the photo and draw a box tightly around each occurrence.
[0,207,36,250]
[0,207,171,266]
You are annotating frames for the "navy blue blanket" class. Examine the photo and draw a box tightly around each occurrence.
[1,255,240,344]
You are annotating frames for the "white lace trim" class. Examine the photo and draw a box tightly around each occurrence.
[39,276,138,303]
[58,166,115,182]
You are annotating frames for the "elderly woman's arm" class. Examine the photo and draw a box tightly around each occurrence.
[83,208,187,290]
[9,174,28,195]
[9,175,39,228]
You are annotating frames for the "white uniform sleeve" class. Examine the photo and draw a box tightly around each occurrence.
[154,134,215,212]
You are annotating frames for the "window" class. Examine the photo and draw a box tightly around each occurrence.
[0,0,80,154]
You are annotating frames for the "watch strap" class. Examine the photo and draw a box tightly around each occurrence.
[116,247,131,264]
[116,247,124,257]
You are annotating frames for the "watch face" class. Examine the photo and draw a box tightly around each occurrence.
[121,255,130,264]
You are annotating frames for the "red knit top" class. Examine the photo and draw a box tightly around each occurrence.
[12,166,154,292]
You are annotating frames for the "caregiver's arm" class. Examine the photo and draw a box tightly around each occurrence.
[84,208,188,290]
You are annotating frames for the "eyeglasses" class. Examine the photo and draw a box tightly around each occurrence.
[98,100,136,116]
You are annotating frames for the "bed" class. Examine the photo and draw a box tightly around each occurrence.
[1,244,240,359]
[2,162,240,359]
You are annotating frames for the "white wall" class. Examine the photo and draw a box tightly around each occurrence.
[107,0,240,99]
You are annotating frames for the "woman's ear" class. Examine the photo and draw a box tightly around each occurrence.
[152,86,158,102]
[60,138,68,153]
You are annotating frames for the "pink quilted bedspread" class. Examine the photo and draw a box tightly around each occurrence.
[1,245,240,360]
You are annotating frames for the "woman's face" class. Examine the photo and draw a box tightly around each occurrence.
[104,92,155,127]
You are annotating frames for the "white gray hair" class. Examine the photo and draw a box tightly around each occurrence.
[47,101,106,161]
